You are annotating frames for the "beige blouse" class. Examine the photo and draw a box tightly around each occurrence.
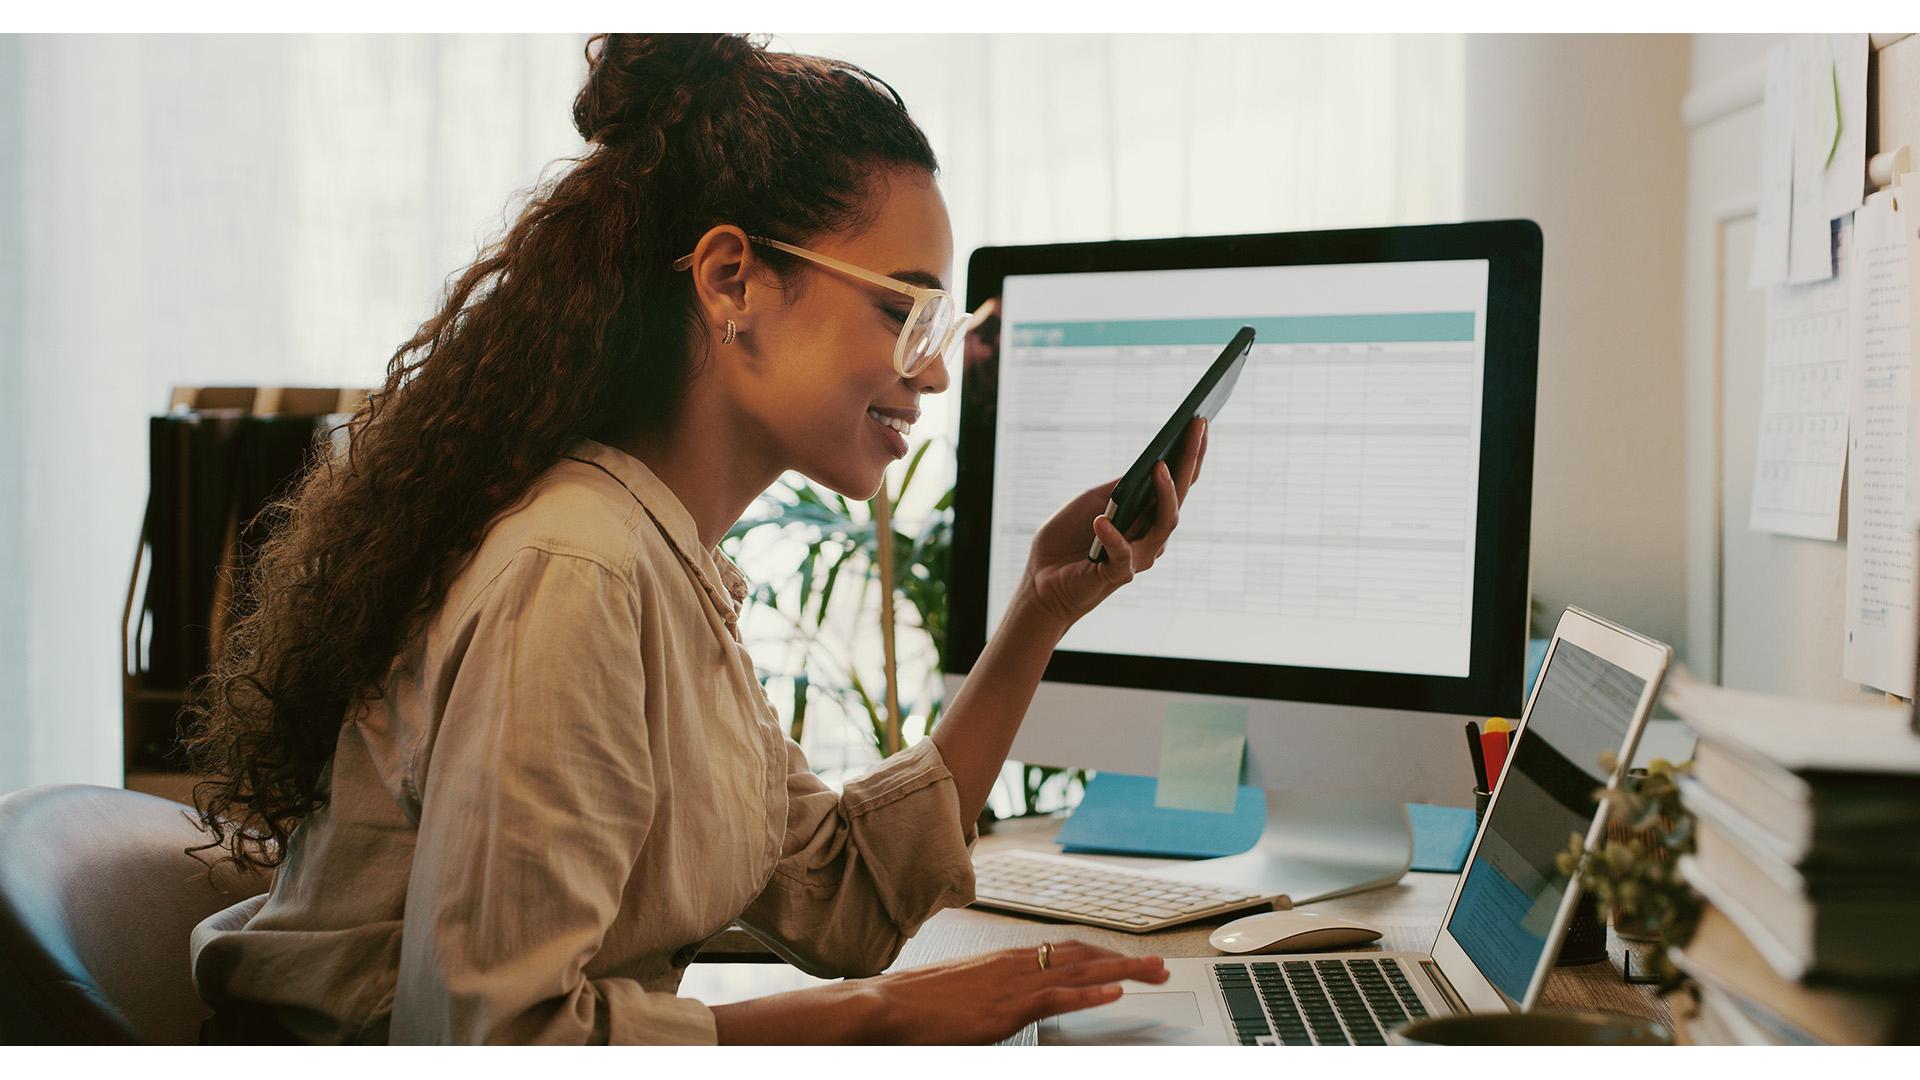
[190,440,978,1044]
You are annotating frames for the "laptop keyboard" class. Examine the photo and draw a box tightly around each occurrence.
[1213,957,1430,1045]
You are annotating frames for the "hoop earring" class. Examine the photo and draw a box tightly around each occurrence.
[722,320,737,345]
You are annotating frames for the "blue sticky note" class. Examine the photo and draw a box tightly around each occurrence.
[1153,700,1248,813]
[1408,803,1478,873]
[1059,773,1265,858]
[1059,773,1483,874]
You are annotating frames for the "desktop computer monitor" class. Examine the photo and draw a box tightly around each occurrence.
[945,221,1543,901]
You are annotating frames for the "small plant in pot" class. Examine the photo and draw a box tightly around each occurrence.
[1555,754,1700,983]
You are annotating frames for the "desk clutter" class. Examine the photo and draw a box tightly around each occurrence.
[124,387,367,781]
[1662,671,1920,1045]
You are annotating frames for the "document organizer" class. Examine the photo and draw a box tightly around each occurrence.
[122,386,369,796]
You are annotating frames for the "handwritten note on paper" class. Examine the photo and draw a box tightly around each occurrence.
[1907,175,1920,535]
[1752,215,1852,540]
[1749,44,1794,290]
[1844,191,1916,696]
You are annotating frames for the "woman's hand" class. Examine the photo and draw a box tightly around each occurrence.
[1016,416,1209,630]
[866,940,1170,1044]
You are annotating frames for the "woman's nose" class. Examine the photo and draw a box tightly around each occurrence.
[914,349,953,395]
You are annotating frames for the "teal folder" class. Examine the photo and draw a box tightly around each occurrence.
[1056,772,1480,873]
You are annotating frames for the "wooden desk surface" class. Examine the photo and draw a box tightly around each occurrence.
[684,815,1670,1028]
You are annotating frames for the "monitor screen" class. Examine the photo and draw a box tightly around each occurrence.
[1442,638,1647,1003]
[985,259,1491,678]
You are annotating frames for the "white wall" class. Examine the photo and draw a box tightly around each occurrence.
[1,34,26,793]
[1461,34,1693,650]
[1681,33,1904,703]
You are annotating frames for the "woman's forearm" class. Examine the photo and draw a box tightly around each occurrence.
[929,583,1073,823]
[710,981,883,1044]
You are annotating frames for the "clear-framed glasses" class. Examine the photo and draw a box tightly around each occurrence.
[671,235,969,379]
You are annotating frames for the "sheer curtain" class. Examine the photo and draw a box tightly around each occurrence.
[0,33,1462,793]
[1,35,589,790]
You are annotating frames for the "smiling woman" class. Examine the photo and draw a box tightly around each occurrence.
[179,33,1201,1045]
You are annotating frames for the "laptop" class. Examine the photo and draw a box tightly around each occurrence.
[1038,607,1673,1045]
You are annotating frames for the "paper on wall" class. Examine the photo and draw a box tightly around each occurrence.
[1785,34,1869,285]
[1749,44,1794,290]
[1907,172,1920,536]
[1752,215,1851,540]
[1843,190,1915,696]
[1788,36,1838,285]
[1823,34,1869,221]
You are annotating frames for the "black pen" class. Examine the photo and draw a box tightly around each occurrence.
[1465,721,1489,792]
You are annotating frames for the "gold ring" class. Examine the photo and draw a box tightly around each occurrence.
[1036,942,1054,972]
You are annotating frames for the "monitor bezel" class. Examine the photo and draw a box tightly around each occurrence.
[948,220,1543,717]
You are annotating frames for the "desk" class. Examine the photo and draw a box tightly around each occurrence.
[682,815,1671,1029]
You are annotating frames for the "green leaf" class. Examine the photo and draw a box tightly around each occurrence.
[796,542,818,615]
[813,543,849,630]
[789,674,809,743]
[847,669,886,757]
[894,439,933,513]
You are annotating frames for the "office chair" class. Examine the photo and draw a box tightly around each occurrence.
[0,784,271,1044]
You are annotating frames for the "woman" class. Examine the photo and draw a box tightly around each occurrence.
[185,33,1207,1045]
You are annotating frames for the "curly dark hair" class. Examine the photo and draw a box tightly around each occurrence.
[183,33,939,873]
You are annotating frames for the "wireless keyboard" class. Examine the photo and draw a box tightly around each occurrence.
[971,849,1271,932]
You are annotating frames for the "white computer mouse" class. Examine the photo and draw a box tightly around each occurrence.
[1208,910,1385,954]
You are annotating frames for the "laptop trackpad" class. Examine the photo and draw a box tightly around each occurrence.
[1039,991,1212,1046]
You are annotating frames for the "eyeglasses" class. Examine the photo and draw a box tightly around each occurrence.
[671,235,969,379]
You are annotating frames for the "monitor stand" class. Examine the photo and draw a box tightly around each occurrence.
[1159,792,1413,906]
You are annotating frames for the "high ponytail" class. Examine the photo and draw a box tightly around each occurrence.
[184,33,939,873]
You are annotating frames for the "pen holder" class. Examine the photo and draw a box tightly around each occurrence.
[1556,891,1609,966]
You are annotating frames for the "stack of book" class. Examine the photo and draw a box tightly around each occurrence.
[1661,672,1920,1045]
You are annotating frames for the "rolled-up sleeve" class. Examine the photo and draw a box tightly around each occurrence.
[392,547,715,1045]
[736,736,978,978]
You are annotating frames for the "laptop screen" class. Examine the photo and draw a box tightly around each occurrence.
[1442,638,1646,1003]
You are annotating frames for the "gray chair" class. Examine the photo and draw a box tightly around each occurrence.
[0,784,270,1044]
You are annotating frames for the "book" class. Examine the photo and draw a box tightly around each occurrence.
[1688,816,1920,976]
[1670,904,1920,1044]
[1662,667,1920,777]
[1680,774,1920,870]
[1681,834,1920,983]
[1690,737,1920,849]
[1693,981,1794,1045]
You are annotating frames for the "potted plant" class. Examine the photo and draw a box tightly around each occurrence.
[1556,754,1700,982]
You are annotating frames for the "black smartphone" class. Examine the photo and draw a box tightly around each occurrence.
[1089,324,1255,563]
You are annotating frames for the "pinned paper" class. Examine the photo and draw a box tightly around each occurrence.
[1822,34,1869,219]
[1905,172,1920,537]
[1152,700,1247,813]
[1786,34,1870,285]
[1749,44,1794,290]
[1844,189,1916,695]
[1752,215,1852,539]
[1788,37,1838,284]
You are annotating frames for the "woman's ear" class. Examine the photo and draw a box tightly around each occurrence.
[687,225,753,335]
